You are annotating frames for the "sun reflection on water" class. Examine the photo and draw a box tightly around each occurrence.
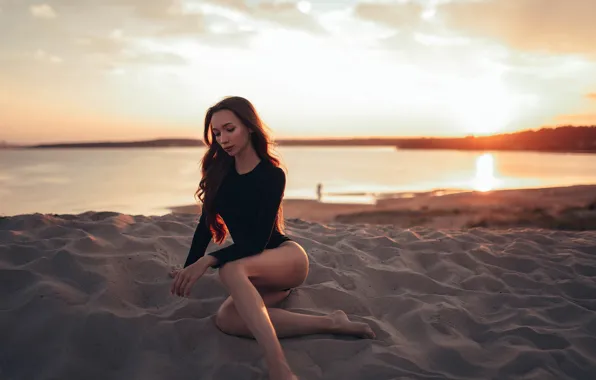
[473,153,496,192]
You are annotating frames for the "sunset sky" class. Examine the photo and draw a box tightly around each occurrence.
[2,0,596,144]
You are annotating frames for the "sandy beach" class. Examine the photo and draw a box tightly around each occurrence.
[2,185,596,379]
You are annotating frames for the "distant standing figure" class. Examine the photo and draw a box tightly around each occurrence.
[169,96,374,380]
[316,183,322,202]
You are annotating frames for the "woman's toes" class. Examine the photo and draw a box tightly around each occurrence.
[329,310,375,338]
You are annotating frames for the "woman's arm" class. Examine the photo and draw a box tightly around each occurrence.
[207,167,286,268]
[183,210,213,268]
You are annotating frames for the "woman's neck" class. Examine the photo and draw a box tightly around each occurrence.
[234,144,261,174]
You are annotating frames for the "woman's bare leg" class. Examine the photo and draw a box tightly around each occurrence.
[218,263,296,380]
[216,292,375,339]
[190,241,374,379]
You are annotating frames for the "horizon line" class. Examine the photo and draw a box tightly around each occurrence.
[3,124,595,146]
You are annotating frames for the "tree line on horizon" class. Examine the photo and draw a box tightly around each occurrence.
[395,126,596,153]
[6,125,596,152]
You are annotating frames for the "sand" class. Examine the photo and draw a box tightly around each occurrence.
[2,186,596,379]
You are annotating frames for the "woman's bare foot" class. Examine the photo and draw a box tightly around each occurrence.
[329,310,375,339]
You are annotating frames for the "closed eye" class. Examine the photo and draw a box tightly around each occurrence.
[214,128,234,137]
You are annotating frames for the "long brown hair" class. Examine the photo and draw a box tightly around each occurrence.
[195,96,286,244]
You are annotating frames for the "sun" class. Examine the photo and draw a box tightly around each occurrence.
[450,76,517,136]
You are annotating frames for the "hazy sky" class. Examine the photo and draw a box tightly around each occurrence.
[2,0,596,144]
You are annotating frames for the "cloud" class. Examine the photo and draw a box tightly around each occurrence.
[0,0,249,79]
[34,49,63,64]
[30,4,57,19]
[74,32,126,55]
[73,30,188,67]
[53,0,247,41]
[439,0,596,58]
[120,51,187,65]
[254,1,325,33]
[555,113,596,124]
[54,0,180,20]
[353,1,424,30]
[196,30,257,48]
[206,0,325,33]
[154,9,256,48]
[207,0,248,12]
[156,13,206,35]
[132,0,182,19]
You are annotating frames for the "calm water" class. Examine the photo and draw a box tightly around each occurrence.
[2,147,596,216]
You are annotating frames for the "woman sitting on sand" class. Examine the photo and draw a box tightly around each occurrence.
[170,96,374,380]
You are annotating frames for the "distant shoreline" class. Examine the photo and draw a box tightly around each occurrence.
[4,144,596,155]
[3,125,596,154]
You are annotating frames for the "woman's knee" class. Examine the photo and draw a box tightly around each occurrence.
[215,301,243,334]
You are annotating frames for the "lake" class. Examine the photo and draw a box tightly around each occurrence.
[2,147,596,216]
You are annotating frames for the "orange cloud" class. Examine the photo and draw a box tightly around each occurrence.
[439,0,596,57]
[556,113,596,124]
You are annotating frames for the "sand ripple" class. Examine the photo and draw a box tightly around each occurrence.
[1,213,596,379]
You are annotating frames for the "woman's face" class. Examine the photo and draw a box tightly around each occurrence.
[211,109,252,157]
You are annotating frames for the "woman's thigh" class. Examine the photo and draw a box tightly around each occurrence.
[221,241,309,291]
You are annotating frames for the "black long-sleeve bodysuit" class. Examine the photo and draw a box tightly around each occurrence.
[183,159,292,269]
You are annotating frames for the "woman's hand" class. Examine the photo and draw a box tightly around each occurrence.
[170,256,217,297]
